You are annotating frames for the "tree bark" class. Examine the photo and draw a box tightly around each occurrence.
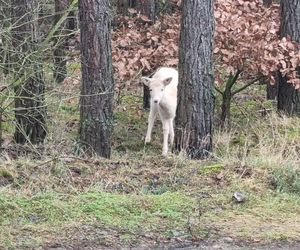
[277,0,300,115]
[53,0,69,84]
[175,0,215,159]
[11,0,47,144]
[277,71,300,115]
[78,0,114,158]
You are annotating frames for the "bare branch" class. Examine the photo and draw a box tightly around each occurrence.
[232,76,264,96]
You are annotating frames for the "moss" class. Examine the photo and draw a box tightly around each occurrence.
[198,164,225,174]
[67,62,81,71]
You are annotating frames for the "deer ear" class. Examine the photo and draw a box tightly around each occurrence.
[163,77,173,86]
[141,77,151,86]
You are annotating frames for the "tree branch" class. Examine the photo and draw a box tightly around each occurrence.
[232,76,264,96]
[215,86,224,96]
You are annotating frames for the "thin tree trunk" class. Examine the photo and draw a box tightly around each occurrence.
[0,1,11,75]
[143,86,150,109]
[135,0,156,109]
[263,0,278,100]
[78,0,114,158]
[53,0,69,84]
[175,0,215,159]
[263,0,272,7]
[266,82,278,100]
[220,92,232,130]
[11,0,47,144]
[277,0,300,115]
[116,0,136,15]
[219,70,240,130]
[136,0,155,23]
[67,10,77,32]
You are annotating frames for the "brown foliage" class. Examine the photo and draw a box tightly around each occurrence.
[112,0,300,90]
[112,9,180,90]
[214,0,300,89]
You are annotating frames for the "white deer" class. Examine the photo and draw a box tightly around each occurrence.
[142,67,178,156]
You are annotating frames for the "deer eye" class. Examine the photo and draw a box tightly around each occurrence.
[161,89,164,91]
[150,89,152,92]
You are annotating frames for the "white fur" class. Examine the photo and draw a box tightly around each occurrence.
[142,67,178,156]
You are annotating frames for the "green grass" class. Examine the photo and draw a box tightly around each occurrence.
[271,165,300,194]
[0,191,197,248]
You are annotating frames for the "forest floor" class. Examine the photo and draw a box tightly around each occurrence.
[0,77,300,249]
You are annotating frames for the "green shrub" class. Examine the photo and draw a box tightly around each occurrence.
[271,166,300,194]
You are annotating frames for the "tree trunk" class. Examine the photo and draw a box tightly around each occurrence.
[263,0,272,7]
[116,0,136,15]
[220,91,232,130]
[155,1,178,15]
[263,0,278,100]
[262,0,278,100]
[277,71,300,115]
[136,0,156,23]
[277,0,300,115]
[78,0,114,158]
[53,0,69,84]
[143,86,151,109]
[67,10,77,33]
[266,82,278,100]
[11,0,47,144]
[135,0,156,109]
[175,0,215,159]
[0,1,11,75]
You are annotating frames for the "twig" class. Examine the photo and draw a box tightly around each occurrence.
[33,157,58,168]
[215,86,223,96]
[232,76,264,96]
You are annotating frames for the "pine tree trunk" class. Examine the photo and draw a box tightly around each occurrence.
[175,0,215,159]
[78,0,114,158]
[53,0,69,84]
[277,0,300,115]
[11,0,47,144]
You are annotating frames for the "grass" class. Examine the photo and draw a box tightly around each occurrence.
[0,83,300,248]
[0,191,197,248]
